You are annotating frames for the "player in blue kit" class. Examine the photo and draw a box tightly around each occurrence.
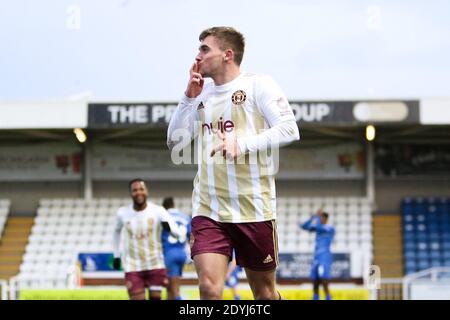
[161,197,192,300]
[300,208,335,300]
[225,252,242,300]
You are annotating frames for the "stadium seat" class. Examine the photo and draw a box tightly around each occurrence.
[404,241,415,251]
[416,251,429,260]
[403,232,415,242]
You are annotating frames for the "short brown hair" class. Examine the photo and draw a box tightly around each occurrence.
[199,26,245,66]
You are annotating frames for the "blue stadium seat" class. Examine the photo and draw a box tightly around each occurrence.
[437,198,449,214]
[405,259,416,269]
[415,198,427,215]
[416,232,427,241]
[427,204,437,215]
[429,242,440,251]
[402,198,414,215]
[416,242,428,251]
[403,223,414,232]
[440,217,450,225]
[417,259,430,270]
[443,259,450,267]
[416,215,426,222]
[404,250,416,259]
[442,251,450,260]
[404,241,415,251]
[428,233,440,241]
[427,224,439,233]
[416,251,429,260]
[430,260,442,268]
[404,232,415,241]
[403,214,414,223]
[405,267,417,275]
[441,224,450,232]
[430,251,441,260]
[441,234,450,242]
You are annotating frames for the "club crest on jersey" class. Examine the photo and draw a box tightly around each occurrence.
[231,90,246,105]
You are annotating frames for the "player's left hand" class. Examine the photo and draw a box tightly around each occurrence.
[210,131,241,160]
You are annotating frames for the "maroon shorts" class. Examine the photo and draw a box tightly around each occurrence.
[124,269,168,295]
[190,216,279,271]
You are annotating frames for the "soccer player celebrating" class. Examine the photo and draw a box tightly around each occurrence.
[167,26,300,300]
[112,179,181,300]
[300,208,335,300]
[161,197,192,300]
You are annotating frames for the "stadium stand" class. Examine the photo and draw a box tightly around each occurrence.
[0,200,34,280]
[402,197,450,275]
[373,215,403,278]
[278,197,373,261]
[17,197,193,288]
[0,199,11,238]
[15,196,373,288]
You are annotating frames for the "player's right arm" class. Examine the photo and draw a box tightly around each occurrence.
[112,209,124,269]
[159,207,184,240]
[167,62,203,150]
[300,217,314,231]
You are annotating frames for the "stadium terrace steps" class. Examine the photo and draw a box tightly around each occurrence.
[0,217,34,279]
[373,215,403,278]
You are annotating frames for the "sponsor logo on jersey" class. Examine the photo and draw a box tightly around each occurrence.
[202,117,235,135]
[277,97,292,116]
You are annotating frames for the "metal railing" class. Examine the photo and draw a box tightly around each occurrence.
[0,279,8,300]
[371,278,403,300]
[402,267,450,300]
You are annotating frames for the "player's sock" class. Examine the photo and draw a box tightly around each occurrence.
[175,296,183,300]
[326,294,332,300]
[313,293,320,300]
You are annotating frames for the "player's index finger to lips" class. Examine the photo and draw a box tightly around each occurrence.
[190,62,197,75]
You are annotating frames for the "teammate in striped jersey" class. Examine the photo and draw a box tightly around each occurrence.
[167,26,300,300]
[112,179,181,300]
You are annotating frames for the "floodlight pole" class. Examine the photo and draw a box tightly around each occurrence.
[366,140,375,205]
[83,142,93,200]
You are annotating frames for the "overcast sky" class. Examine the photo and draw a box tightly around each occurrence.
[1,0,449,101]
